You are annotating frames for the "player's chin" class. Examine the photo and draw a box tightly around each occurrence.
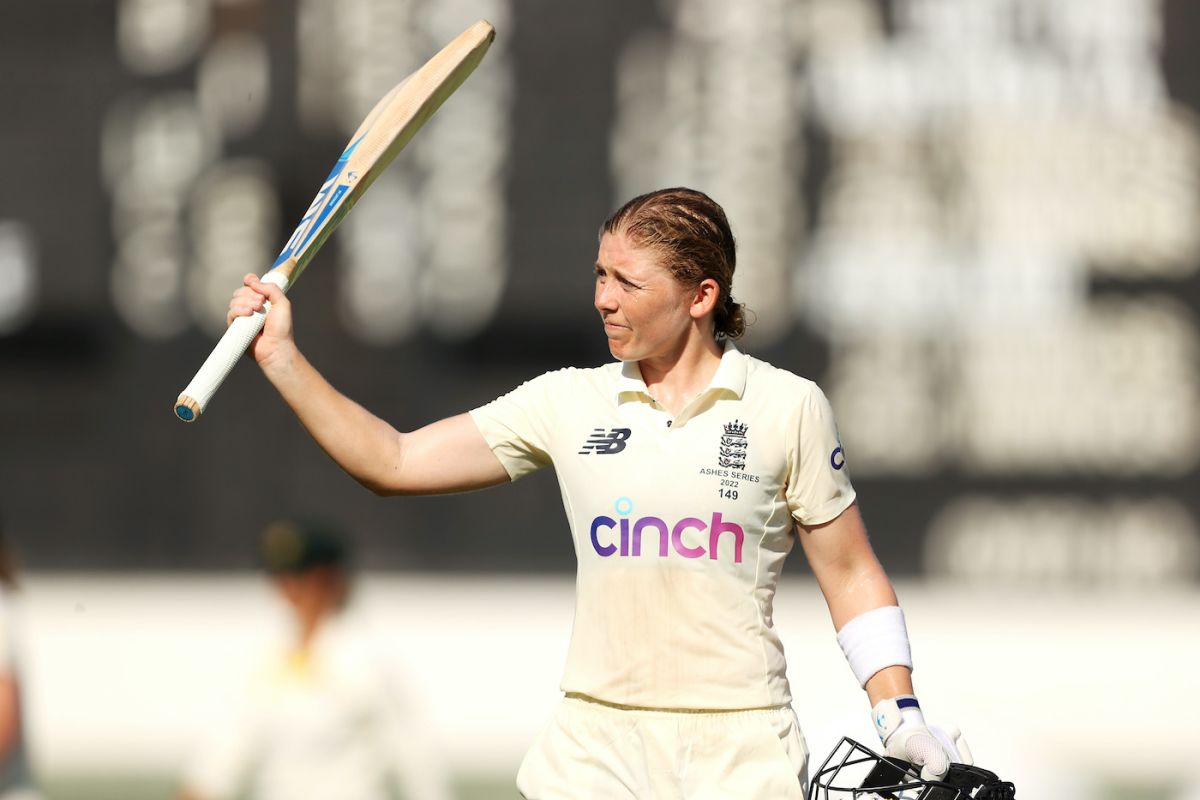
[606,338,638,362]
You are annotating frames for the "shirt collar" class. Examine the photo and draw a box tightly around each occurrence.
[709,339,748,397]
[616,340,748,403]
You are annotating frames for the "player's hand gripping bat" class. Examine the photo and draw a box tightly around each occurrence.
[173,20,495,422]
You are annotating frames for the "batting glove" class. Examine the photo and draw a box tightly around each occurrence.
[871,695,972,781]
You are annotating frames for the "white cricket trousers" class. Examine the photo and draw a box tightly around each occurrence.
[516,695,809,799]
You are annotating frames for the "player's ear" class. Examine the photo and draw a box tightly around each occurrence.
[690,278,720,320]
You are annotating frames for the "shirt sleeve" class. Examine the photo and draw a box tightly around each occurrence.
[785,383,857,526]
[469,370,564,480]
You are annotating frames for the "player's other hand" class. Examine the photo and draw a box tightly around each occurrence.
[871,697,971,781]
[227,272,295,366]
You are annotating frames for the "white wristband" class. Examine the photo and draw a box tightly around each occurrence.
[836,605,913,687]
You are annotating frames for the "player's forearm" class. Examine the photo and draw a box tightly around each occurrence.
[809,535,899,630]
[831,579,919,706]
[800,509,918,701]
[822,559,899,630]
[260,343,404,494]
[801,505,900,629]
[821,560,914,695]
[864,664,915,706]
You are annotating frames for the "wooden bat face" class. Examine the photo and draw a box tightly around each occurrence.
[268,20,494,288]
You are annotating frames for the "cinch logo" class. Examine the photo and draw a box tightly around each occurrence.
[589,497,744,563]
[578,428,632,455]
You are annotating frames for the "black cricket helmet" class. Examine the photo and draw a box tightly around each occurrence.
[808,737,1015,800]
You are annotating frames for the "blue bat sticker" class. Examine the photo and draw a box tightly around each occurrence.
[271,135,365,267]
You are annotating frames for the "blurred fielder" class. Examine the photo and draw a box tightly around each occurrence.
[177,519,452,800]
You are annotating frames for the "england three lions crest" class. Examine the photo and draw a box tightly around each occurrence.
[718,420,749,469]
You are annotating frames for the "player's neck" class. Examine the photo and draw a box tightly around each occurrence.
[294,605,336,651]
[638,333,724,416]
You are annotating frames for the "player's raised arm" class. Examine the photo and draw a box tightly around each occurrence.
[232,276,509,496]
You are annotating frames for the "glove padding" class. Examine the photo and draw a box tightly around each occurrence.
[872,697,972,781]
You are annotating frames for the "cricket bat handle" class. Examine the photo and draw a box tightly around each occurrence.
[174,271,289,422]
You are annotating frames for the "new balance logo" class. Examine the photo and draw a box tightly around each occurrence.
[579,428,632,455]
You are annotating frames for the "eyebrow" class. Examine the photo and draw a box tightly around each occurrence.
[595,262,639,282]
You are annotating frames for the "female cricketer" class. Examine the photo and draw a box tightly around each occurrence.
[227,187,965,798]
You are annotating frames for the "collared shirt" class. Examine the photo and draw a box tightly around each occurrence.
[471,342,856,709]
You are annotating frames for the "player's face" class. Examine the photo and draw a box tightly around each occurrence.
[594,232,697,362]
[271,568,341,623]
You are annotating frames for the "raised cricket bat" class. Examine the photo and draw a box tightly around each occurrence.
[174,20,495,422]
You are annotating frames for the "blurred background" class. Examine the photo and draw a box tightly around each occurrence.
[1,0,1198,797]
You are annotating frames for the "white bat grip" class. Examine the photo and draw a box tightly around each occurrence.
[174,272,289,422]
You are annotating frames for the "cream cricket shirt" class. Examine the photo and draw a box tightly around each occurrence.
[470,342,856,710]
